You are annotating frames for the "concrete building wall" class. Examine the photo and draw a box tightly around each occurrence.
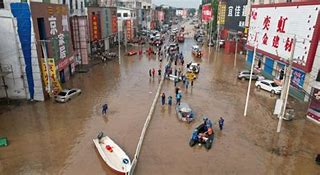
[0,8,44,101]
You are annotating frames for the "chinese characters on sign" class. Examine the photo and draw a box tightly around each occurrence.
[126,20,132,41]
[58,33,66,60]
[217,3,226,25]
[41,58,62,96]
[202,4,213,23]
[224,0,247,32]
[49,16,57,35]
[47,5,71,62]
[92,15,99,41]
[112,15,118,34]
[247,4,320,71]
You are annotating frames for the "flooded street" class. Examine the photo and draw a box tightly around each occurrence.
[1,22,320,175]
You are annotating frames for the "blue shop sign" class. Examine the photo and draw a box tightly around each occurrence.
[291,68,305,88]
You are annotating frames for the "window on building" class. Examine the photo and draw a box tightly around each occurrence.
[287,0,292,2]
[75,0,78,9]
[37,18,48,58]
[69,0,73,9]
[0,0,4,8]
[117,13,121,17]
[316,70,320,82]
[123,13,128,17]
[62,0,66,4]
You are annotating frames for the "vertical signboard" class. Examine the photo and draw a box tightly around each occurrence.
[126,19,132,41]
[47,5,71,62]
[217,2,226,25]
[41,58,62,96]
[224,0,247,32]
[202,4,212,23]
[92,14,100,41]
[158,11,164,21]
[247,2,320,72]
[307,87,320,124]
[112,15,118,34]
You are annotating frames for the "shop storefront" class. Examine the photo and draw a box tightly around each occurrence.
[246,2,320,101]
[307,85,320,124]
[30,2,74,97]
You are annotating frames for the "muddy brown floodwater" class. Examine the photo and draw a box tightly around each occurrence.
[0,21,320,175]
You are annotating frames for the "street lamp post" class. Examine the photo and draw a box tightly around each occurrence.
[244,41,257,116]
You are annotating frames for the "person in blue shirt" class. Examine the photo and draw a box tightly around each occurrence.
[102,104,108,115]
[203,116,212,131]
[219,117,225,130]
[168,96,173,106]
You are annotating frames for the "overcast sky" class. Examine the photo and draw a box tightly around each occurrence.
[152,0,200,9]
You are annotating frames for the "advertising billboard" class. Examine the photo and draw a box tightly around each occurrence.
[202,4,212,23]
[247,2,320,72]
[218,2,226,25]
[307,87,320,124]
[112,15,118,34]
[92,14,100,41]
[224,0,247,32]
[126,19,132,41]
[158,11,164,21]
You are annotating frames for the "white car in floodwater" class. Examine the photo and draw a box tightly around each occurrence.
[55,88,81,103]
[255,80,282,95]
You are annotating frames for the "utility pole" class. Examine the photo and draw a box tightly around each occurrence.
[215,1,221,51]
[276,35,296,133]
[118,20,121,65]
[244,41,257,116]
[234,35,238,67]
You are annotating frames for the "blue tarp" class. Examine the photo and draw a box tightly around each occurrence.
[11,3,34,100]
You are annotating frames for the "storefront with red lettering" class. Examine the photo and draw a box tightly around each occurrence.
[30,2,75,86]
[246,1,320,101]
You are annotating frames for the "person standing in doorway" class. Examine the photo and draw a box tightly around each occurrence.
[161,92,166,105]
[219,117,225,130]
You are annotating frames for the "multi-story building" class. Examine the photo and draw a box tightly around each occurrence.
[64,0,90,65]
[116,0,141,36]
[244,0,320,124]
[0,0,45,101]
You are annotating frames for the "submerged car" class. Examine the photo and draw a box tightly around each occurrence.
[166,74,183,82]
[191,45,202,57]
[55,88,81,103]
[255,80,282,95]
[237,70,260,80]
[175,102,195,123]
[189,123,214,150]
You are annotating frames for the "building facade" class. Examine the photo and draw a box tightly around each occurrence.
[0,1,45,101]
[245,1,320,109]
